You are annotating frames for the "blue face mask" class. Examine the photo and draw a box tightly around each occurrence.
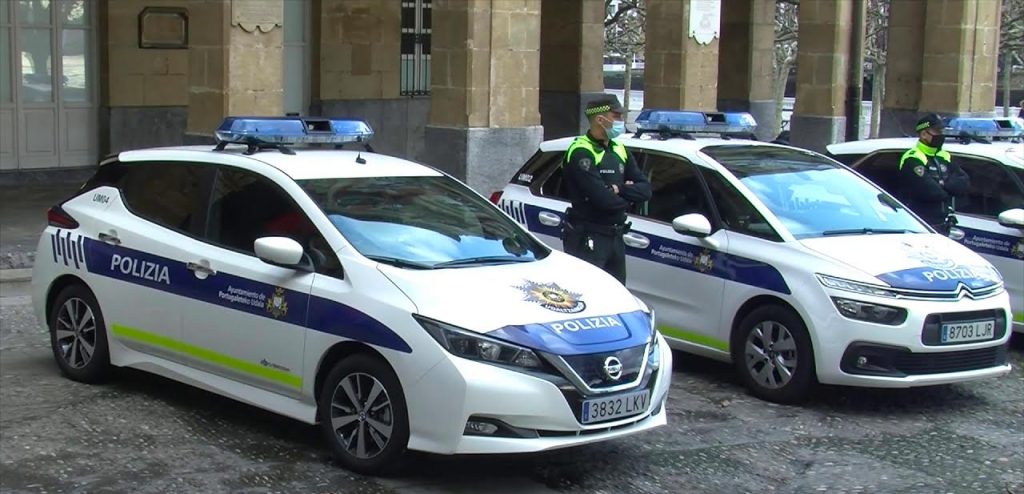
[606,120,626,139]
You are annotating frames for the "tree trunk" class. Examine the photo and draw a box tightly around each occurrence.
[772,61,791,139]
[623,51,633,118]
[1003,50,1012,117]
[870,62,885,138]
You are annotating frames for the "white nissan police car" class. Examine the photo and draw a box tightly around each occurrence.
[494,110,1013,404]
[826,117,1024,333]
[30,117,671,474]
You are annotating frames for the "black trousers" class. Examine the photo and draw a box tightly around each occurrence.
[563,223,627,284]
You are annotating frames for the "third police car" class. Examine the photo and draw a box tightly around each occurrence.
[494,110,1013,403]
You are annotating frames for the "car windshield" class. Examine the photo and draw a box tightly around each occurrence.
[298,175,548,268]
[702,145,929,239]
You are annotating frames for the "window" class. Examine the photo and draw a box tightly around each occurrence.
[530,151,570,199]
[638,153,714,224]
[702,171,781,241]
[954,156,1024,218]
[119,162,211,235]
[206,167,342,276]
[850,151,903,198]
[400,0,430,96]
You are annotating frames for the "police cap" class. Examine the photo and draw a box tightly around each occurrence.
[914,113,945,133]
[585,96,625,117]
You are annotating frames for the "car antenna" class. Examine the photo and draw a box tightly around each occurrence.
[355,152,366,164]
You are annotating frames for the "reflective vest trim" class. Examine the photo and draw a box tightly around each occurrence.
[564,136,628,165]
[898,142,951,170]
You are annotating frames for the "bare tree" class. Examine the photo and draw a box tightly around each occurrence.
[605,0,646,114]
[1000,0,1024,115]
[773,0,799,139]
[865,0,889,137]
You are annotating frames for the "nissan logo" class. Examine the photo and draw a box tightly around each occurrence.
[603,356,623,380]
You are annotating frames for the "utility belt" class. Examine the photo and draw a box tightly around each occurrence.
[563,208,630,237]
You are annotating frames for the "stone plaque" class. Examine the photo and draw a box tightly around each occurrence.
[138,7,189,49]
[688,0,721,45]
[231,0,282,33]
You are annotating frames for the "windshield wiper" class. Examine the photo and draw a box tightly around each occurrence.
[432,256,534,268]
[364,255,433,270]
[821,228,912,236]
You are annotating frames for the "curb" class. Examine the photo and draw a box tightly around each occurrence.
[0,268,32,283]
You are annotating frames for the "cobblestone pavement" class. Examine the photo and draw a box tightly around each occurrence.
[2,281,1022,494]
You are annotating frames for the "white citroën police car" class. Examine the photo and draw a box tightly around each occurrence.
[494,110,1013,404]
[826,117,1024,334]
[30,117,672,474]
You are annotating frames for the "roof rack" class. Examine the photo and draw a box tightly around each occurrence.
[212,116,374,155]
[633,110,758,141]
[945,117,1024,145]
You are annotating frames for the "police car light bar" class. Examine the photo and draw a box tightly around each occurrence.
[213,116,374,154]
[945,117,1024,142]
[634,110,757,140]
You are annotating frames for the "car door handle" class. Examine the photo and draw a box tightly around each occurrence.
[623,232,650,249]
[97,232,121,246]
[186,261,217,277]
[538,211,562,227]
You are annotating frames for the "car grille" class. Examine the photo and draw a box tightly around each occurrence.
[560,344,647,390]
[888,282,1004,301]
[892,346,1008,375]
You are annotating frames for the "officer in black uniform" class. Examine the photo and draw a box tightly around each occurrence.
[896,114,970,233]
[561,96,651,283]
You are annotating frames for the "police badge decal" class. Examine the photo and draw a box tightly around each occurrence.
[514,280,586,313]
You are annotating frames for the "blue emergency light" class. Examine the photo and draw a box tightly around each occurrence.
[213,116,374,154]
[634,110,758,140]
[945,117,1023,142]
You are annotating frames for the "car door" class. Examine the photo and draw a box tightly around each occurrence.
[80,160,212,364]
[949,155,1024,326]
[178,165,316,397]
[498,150,573,248]
[621,151,728,354]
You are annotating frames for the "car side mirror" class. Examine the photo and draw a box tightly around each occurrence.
[997,208,1024,229]
[254,237,313,272]
[671,213,713,238]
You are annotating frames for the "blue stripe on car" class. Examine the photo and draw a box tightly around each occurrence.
[82,237,413,354]
[521,204,791,295]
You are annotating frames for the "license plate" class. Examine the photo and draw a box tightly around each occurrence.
[940,319,995,344]
[581,389,649,424]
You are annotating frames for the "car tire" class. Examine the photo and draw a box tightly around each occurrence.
[731,304,815,404]
[48,283,111,383]
[318,353,410,475]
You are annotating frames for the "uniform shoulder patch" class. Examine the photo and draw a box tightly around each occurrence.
[577,158,592,170]
[913,165,925,177]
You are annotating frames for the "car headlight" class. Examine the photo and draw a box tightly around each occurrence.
[817,274,899,298]
[646,310,661,371]
[831,297,908,325]
[414,315,545,371]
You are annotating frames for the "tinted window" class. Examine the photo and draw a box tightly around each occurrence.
[955,156,1024,217]
[514,150,561,188]
[638,153,714,223]
[851,151,903,195]
[299,175,548,269]
[702,145,927,239]
[532,151,570,199]
[206,167,342,277]
[702,171,781,241]
[828,152,867,167]
[119,162,210,235]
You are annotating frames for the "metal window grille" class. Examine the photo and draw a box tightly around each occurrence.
[400,0,431,96]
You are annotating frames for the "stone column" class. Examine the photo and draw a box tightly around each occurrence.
[185,0,284,143]
[538,0,605,140]
[644,0,720,111]
[423,0,544,196]
[318,0,426,158]
[881,0,1000,136]
[717,0,774,140]
[789,0,853,152]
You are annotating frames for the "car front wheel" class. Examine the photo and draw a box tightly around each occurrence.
[732,305,814,404]
[48,283,111,383]
[318,353,409,475]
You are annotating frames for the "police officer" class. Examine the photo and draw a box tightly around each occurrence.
[897,114,970,233]
[561,96,651,283]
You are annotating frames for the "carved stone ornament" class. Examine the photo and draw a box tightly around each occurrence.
[231,0,282,33]
[688,0,721,45]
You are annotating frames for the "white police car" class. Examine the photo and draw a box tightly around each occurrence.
[493,110,1013,404]
[826,117,1024,333]
[30,117,671,474]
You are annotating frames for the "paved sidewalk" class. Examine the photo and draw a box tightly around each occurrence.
[0,183,83,276]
